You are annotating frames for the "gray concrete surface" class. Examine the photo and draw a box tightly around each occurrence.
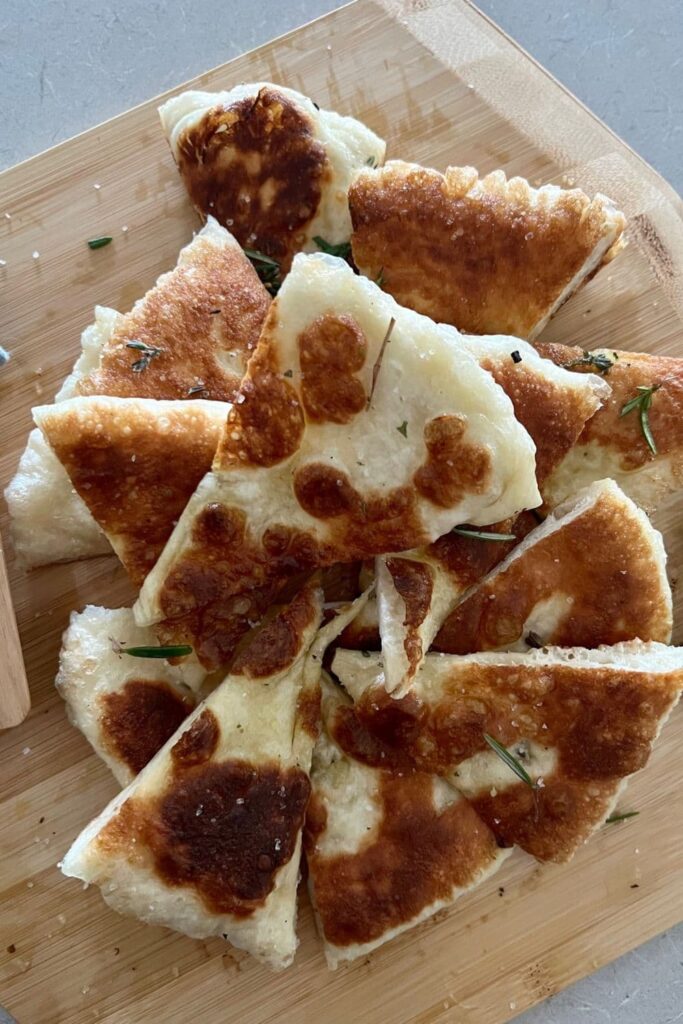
[0,2,681,1023]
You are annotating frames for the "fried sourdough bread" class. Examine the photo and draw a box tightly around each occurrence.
[330,642,683,862]
[5,218,268,566]
[135,253,542,655]
[433,478,672,654]
[61,583,323,971]
[160,84,385,273]
[538,343,683,511]
[57,606,197,786]
[375,334,610,694]
[349,161,625,339]
[305,677,510,967]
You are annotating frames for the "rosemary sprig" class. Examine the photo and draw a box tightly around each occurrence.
[367,317,396,407]
[313,236,352,260]
[605,810,639,825]
[452,527,517,542]
[483,733,537,789]
[564,350,614,375]
[126,340,163,372]
[87,236,113,250]
[620,385,659,455]
[111,639,193,659]
[243,248,281,296]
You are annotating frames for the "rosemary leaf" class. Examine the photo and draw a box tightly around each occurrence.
[452,527,517,542]
[484,733,536,789]
[87,236,113,250]
[620,385,659,455]
[367,317,395,407]
[565,350,614,375]
[605,810,639,825]
[120,644,193,659]
[313,236,352,260]
[365,156,377,167]
[243,248,281,296]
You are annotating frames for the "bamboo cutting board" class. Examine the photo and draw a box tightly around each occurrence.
[1,2,682,1022]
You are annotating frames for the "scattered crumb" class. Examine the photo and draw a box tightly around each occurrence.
[121,225,128,233]
[498,886,505,897]
[32,250,40,260]
[39,816,45,824]
[113,947,120,956]
[509,1002,516,1010]
[0,346,10,366]
[4,212,11,220]
[0,258,6,267]
[27,881,34,889]
[7,943,16,954]
[630,883,640,889]
[22,746,32,755]
[93,183,101,190]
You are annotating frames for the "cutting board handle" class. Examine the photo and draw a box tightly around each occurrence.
[0,543,30,728]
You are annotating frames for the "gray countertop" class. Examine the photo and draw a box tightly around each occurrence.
[1,2,681,1023]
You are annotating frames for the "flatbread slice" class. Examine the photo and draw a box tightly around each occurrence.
[57,606,198,785]
[159,84,385,272]
[350,161,625,339]
[330,641,683,862]
[61,583,323,970]
[375,334,610,693]
[135,253,541,642]
[304,678,510,967]
[34,397,227,587]
[537,343,683,510]
[434,478,672,654]
[5,218,269,566]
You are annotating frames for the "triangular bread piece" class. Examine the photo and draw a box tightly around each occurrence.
[5,219,269,566]
[537,343,683,511]
[159,84,385,273]
[375,334,609,693]
[135,253,541,645]
[350,161,625,339]
[305,678,510,967]
[434,479,672,654]
[61,583,323,970]
[57,606,197,785]
[34,397,227,588]
[330,642,683,862]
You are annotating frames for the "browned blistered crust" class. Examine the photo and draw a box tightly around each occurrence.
[330,660,682,862]
[305,770,501,946]
[78,232,269,402]
[350,163,625,337]
[175,86,330,271]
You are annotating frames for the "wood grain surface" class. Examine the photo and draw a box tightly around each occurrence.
[0,2,682,1022]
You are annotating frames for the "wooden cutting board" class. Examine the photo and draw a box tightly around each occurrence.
[1,2,682,1022]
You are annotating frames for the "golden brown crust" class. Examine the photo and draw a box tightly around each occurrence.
[79,233,269,402]
[537,343,683,470]
[350,163,625,337]
[230,583,321,679]
[299,315,368,424]
[175,86,329,270]
[38,401,224,587]
[305,771,501,947]
[98,756,311,916]
[329,660,682,861]
[434,490,671,653]
[101,680,195,776]
[384,558,433,677]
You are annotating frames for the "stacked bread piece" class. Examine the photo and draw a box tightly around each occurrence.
[7,82,683,971]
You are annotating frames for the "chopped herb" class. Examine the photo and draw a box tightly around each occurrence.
[368,317,396,406]
[87,236,113,250]
[111,639,193,659]
[525,631,543,649]
[564,350,614,375]
[452,527,517,542]
[187,382,207,396]
[375,267,385,288]
[126,340,163,373]
[396,420,408,438]
[365,156,378,167]
[312,101,320,111]
[283,369,293,378]
[620,385,659,455]
[313,236,352,260]
[209,308,221,315]
[484,733,537,789]
[605,810,640,825]
[361,650,372,658]
[243,248,281,296]
[510,350,522,364]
